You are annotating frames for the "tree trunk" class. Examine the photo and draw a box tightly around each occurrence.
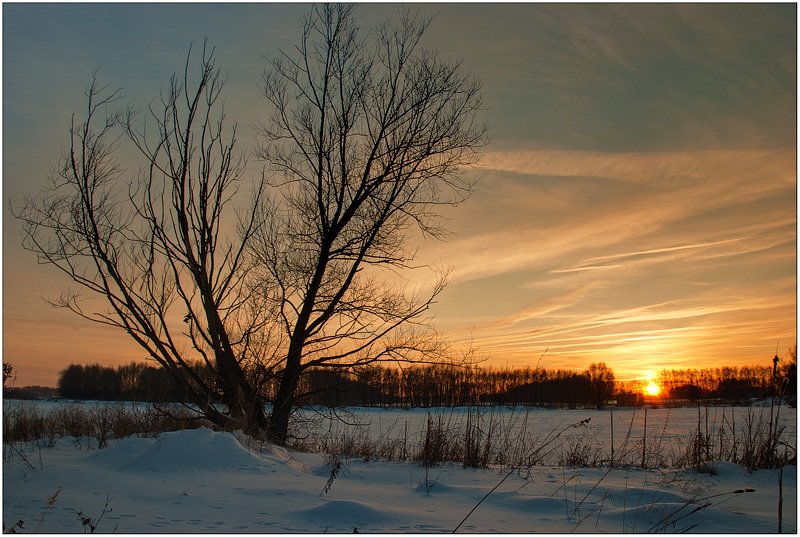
[215,363,270,437]
[267,352,302,444]
[235,371,271,437]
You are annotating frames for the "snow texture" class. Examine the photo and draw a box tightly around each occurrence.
[4,425,796,533]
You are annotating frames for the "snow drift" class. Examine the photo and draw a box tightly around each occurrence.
[4,427,796,533]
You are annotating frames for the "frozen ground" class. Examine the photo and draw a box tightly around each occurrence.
[3,426,796,533]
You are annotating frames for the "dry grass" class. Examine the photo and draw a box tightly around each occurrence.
[294,404,795,473]
[3,401,210,449]
[4,400,795,474]
[673,405,795,473]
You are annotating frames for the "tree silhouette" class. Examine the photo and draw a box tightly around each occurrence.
[585,362,615,409]
[16,42,271,435]
[253,4,486,442]
[15,6,486,443]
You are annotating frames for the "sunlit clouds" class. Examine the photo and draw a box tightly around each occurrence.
[427,149,794,281]
[421,147,795,379]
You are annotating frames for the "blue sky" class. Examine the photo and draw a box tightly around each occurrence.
[3,3,796,385]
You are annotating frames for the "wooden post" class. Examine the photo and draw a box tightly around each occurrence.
[779,465,784,533]
[402,420,408,461]
[610,411,615,468]
[642,407,648,468]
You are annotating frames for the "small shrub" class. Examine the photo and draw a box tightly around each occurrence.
[559,437,601,467]
[3,403,47,443]
[417,413,450,468]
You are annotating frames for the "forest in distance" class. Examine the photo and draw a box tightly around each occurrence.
[6,352,796,409]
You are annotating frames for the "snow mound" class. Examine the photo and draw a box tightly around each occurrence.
[298,499,396,528]
[90,428,265,471]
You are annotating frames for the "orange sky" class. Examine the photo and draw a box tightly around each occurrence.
[3,4,796,387]
[418,148,796,379]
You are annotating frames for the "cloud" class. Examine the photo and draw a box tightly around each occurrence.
[583,237,751,264]
[477,148,794,186]
[482,4,796,150]
[550,265,623,275]
[485,283,599,329]
[553,236,754,274]
[434,148,795,283]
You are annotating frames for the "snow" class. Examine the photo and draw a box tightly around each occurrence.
[300,404,797,461]
[4,425,796,533]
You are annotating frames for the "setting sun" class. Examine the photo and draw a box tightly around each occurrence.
[644,382,661,397]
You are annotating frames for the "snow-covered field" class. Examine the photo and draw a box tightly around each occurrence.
[3,403,797,533]
[298,404,797,467]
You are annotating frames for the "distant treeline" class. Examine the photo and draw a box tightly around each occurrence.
[57,362,212,402]
[54,357,796,408]
[658,363,796,402]
[304,363,615,409]
[55,362,612,408]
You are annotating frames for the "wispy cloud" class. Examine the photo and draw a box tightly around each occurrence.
[477,148,794,186]
[552,237,752,274]
[550,265,622,275]
[584,237,751,264]
[435,148,794,283]
[485,283,599,329]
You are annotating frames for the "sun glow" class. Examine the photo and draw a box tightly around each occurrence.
[644,381,661,397]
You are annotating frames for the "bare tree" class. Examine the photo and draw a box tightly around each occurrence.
[16,6,485,444]
[255,5,487,443]
[14,42,273,435]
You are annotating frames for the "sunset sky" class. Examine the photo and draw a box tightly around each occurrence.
[3,3,796,386]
